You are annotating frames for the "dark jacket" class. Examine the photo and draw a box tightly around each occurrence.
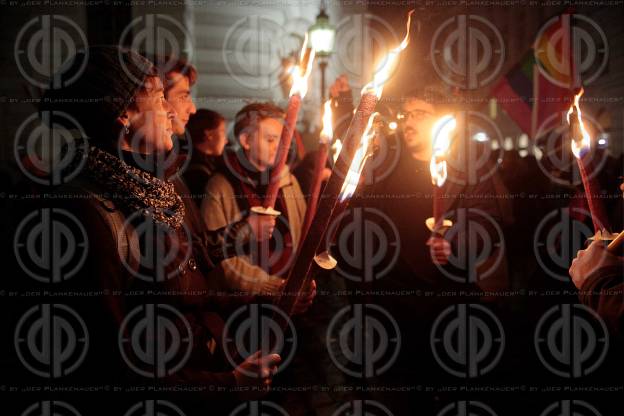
[183,151,221,206]
[579,265,624,335]
[6,153,254,414]
[363,148,508,292]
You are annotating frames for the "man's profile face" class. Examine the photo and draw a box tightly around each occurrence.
[240,117,282,172]
[166,71,197,136]
[400,98,436,157]
[125,76,174,153]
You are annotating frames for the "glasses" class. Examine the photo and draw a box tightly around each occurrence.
[397,109,434,122]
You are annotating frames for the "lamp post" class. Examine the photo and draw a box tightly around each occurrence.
[308,3,335,103]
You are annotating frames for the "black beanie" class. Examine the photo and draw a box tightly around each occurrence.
[39,46,156,142]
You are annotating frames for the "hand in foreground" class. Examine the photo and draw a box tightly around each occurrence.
[427,236,451,265]
[291,279,317,315]
[569,240,624,289]
[246,213,276,241]
[233,351,281,400]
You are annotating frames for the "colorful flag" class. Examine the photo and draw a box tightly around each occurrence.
[492,13,576,137]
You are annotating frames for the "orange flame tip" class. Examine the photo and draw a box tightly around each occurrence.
[320,99,333,144]
[290,34,316,98]
[339,113,379,201]
[361,9,414,99]
[430,115,456,187]
[566,88,591,159]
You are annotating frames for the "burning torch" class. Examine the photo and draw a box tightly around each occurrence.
[566,88,611,237]
[252,35,315,217]
[273,9,415,322]
[301,99,334,240]
[426,114,456,235]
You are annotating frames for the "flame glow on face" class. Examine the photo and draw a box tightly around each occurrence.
[320,100,333,144]
[338,113,378,202]
[290,34,316,98]
[361,10,414,98]
[430,115,456,187]
[566,88,591,159]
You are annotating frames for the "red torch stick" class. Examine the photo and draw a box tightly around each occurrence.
[318,115,378,255]
[567,88,610,234]
[273,10,415,324]
[254,38,315,215]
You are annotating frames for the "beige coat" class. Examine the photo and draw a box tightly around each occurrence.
[201,166,307,295]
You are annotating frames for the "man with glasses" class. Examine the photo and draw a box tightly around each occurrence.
[365,87,508,413]
[397,104,436,161]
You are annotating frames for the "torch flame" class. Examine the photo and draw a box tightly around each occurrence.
[430,115,456,187]
[361,10,414,98]
[290,34,316,98]
[566,88,591,159]
[320,99,333,144]
[338,113,378,201]
[331,138,342,163]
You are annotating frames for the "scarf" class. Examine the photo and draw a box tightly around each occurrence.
[78,145,185,229]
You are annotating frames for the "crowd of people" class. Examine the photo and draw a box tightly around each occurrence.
[4,45,623,415]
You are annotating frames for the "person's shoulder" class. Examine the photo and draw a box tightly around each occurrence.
[53,177,109,210]
[204,171,237,197]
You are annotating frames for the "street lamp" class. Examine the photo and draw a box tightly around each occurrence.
[308,2,335,103]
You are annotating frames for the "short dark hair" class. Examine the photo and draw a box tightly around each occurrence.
[141,53,197,94]
[187,109,225,144]
[233,102,285,139]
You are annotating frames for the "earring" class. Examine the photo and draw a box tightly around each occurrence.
[124,122,130,135]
